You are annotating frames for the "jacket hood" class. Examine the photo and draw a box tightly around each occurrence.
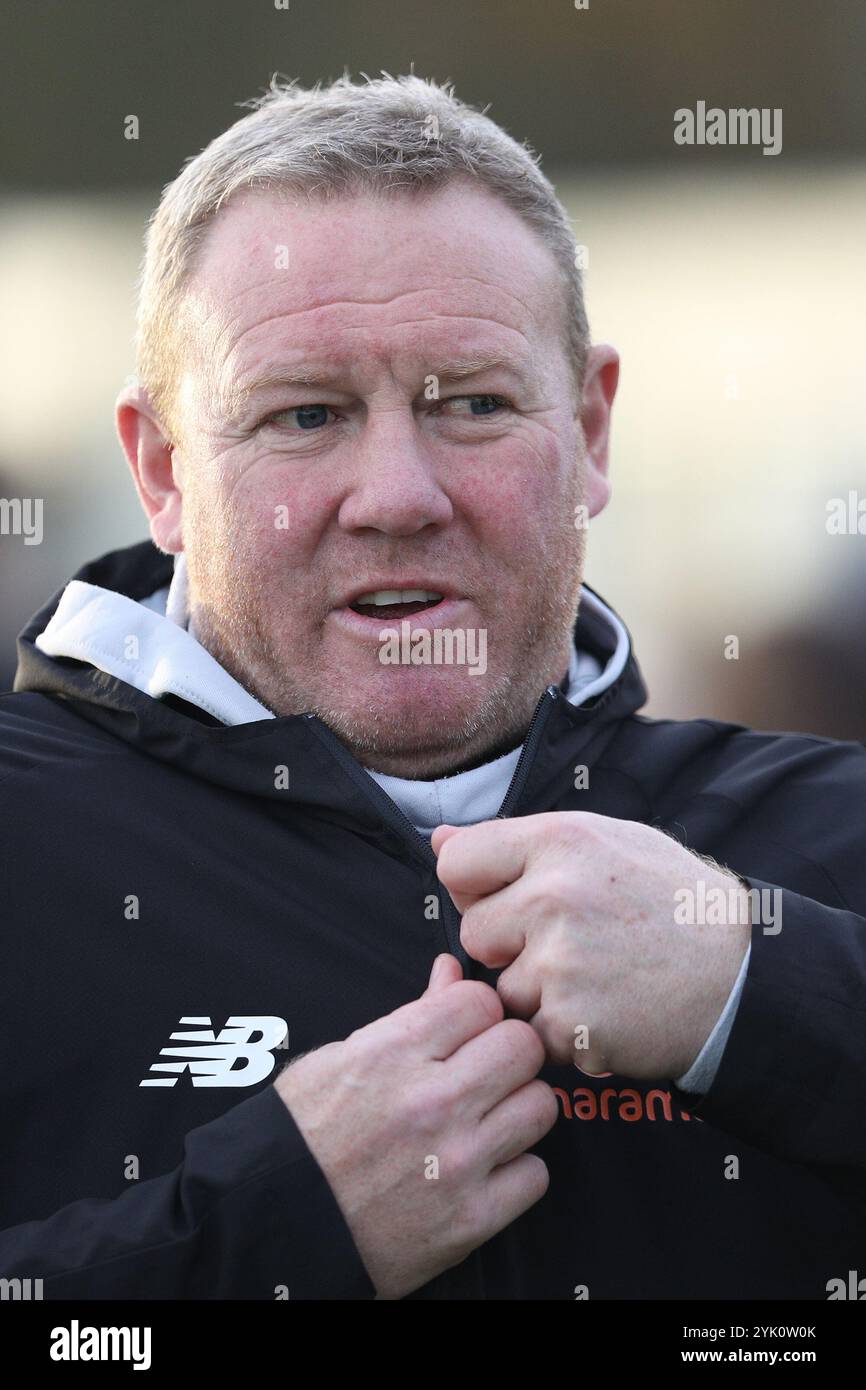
[13,540,649,822]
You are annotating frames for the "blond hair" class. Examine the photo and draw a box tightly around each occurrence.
[134,70,590,441]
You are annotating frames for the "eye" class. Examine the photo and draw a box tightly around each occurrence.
[261,404,336,431]
[439,393,511,416]
[257,393,512,433]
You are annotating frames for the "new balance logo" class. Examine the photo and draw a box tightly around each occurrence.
[140,1016,288,1088]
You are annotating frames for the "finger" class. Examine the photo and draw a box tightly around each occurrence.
[526,1000,610,1070]
[459,882,529,967]
[476,1078,559,1169]
[417,978,504,1060]
[424,953,464,994]
[482,1152,550,1233]
[492,953,542,1021]
[430,823,461,857]
[431,824,483,914]
[443,883,482,917]
[369,978,502,1063]
[442,1016,546,1115]
[434,818,534,904]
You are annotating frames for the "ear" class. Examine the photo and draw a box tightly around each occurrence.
[115,378,183,554]
[578,344,619,519]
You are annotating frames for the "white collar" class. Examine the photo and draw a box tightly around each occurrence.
[37,552,629,834]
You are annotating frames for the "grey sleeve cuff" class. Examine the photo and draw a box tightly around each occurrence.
[674,941,752,1094]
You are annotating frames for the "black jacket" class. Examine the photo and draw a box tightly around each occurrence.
[1,540,865,1299]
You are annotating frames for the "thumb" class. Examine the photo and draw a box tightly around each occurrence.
[425,953,464,994]
[431,823,462,857]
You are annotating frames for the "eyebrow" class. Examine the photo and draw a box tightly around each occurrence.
[430,352,537,383]
[220,367,339,418]
[221,352,538,417]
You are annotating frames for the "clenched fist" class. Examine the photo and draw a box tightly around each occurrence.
[432,812,752,1080]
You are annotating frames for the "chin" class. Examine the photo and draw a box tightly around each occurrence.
[322,666,529,778]
[321,683,487,756]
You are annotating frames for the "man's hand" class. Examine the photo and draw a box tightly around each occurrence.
[275,955,557,1300]
[431,812,752,1080]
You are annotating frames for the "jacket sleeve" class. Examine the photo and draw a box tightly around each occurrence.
[670,874,866,1204]
[0,1082,377,1299]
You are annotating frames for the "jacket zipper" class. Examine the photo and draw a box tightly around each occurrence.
[495,685,560,819]
[306,688,559,1301]
[304,715,469,965]
[305,683,560,967]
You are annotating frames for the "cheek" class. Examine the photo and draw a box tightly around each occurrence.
[455,432,575,548]
[227,466,333,571]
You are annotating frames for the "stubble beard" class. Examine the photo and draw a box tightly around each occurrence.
[185,490,587,780]
[305,543,585,778]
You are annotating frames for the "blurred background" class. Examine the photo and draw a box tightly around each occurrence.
[1,0,864,735]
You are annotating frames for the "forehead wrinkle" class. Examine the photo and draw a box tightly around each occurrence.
[187,271,282,333]
[225,351,538,417]
[221,316,539,418]
[202,268,543,358]
[207,270,538,319]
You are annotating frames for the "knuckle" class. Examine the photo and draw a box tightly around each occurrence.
[522,869,572,920]
[495,971,519,1013]
[442,1134,477,1189]
[521,876,552,917]
[404,1076,450,1135]
[536,920,574,972]
[564,811,602,845]
[546,869,575,904]
[499,1016,546,1070]
[459,914,495,967]
[530,1079,560,1131]
[517,1017,544,1067]
[370,1000,426,1051]
[449,1181,487,1247]
[374,1017,423,1064]
[452,978,504,1029]
[524,1152,551,1201]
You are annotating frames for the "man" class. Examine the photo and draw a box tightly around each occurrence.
[1,72,864,1301]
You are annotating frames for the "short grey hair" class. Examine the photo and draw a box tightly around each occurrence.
[134,70,590,442]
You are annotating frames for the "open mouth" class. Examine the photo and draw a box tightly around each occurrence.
[349,588,446,620]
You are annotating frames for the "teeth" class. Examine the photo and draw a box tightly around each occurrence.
[354,589,444,606]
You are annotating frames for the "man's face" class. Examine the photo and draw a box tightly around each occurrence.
[135,180,614,777]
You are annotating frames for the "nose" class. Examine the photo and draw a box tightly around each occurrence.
[337,409,453,537]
